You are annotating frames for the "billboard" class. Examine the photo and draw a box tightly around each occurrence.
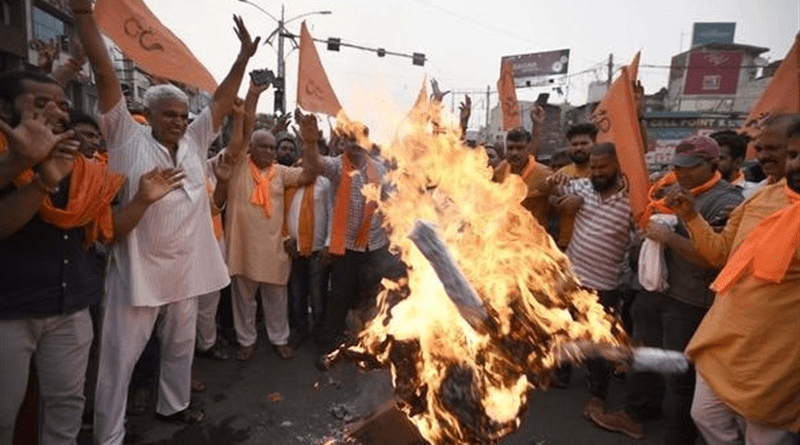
[692,22,736,47]
[684,51,742,95]
[501,49,569,87]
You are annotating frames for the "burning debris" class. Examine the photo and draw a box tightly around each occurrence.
[329,98,628,444]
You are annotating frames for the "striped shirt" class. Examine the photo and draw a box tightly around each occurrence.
[562,178,632,291]
[321,156,388,252]
[98,99,230,306]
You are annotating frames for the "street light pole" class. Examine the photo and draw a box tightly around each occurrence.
[239,0,331,113]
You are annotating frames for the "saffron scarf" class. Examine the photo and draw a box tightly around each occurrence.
[712,185,800,294]
[330,156,378,255]
[248,157,277,219]
[283,183,316,256]
[641,171,722,226]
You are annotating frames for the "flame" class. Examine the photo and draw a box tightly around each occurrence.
[338,94,627,444]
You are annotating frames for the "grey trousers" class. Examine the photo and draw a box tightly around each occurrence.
[692,373,797,445]
[0,309,93,445]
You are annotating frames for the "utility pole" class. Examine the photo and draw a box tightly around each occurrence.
[276,5,285,113]
[485,85,490,131]
[607,53,613,86]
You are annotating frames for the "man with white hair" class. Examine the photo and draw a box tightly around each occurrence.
[71,1,260,443]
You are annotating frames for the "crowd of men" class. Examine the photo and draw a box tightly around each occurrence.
[0,2,798,444]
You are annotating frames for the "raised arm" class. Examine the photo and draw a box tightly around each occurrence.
[70,0,123,113]
[530,105,544,157]
[209,16,260,132]
[243,80,269,148]
[51,40,87,88]
[295,109,323,185]
[459,95,471,140]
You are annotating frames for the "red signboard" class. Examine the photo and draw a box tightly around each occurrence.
[684,51,742,95]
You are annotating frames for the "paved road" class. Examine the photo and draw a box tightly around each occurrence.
[87,333,689,445]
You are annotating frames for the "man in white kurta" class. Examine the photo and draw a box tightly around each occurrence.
[226,130,313,361]
[94,98,230,443]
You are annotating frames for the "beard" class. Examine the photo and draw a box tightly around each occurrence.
[591,173,618,193]
[570,151,589,165]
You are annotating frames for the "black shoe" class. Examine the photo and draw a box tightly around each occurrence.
[196,343,229,361]
[155,406,205,424]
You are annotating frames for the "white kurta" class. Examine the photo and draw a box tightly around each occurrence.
[97,99,230,307]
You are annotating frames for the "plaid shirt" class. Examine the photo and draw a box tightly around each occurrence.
[321,156,388,252]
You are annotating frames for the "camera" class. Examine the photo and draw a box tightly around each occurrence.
[249,68,275,87]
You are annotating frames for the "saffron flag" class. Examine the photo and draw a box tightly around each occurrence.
[406,77,429,124]
[297,21,343,116]
[592,52,650,227]
[497,60,522,130]
[95,0,217,93]
[742,33,800,158]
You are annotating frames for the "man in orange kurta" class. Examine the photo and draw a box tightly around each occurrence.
[666,116,800,443]
[225,129,316,361]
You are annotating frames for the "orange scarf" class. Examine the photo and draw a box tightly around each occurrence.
[730,170,745,186]
[94,151,109,165]
[712,185,800,295]
[330,156,378,255]
[520,155,537,181]
[283,184,316,256]
[4,152,124,247]
[248,157,277,219]
[641,171,722,227]
[205,177,223,240]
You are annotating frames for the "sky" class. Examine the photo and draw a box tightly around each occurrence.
[146,0,798,137]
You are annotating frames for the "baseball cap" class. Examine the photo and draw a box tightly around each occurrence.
[671,135,720,167]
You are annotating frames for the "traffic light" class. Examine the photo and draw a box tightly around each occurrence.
[412,53,425,66]
[327,37,340,51]
[273,76,285,114]
[377,48,386,57]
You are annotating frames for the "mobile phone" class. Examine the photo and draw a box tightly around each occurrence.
[535,93,550,106]
[249,69,275,87]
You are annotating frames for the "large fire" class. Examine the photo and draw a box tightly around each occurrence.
[333,92,627,445]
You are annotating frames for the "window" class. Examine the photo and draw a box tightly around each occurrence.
[33,7,64,42]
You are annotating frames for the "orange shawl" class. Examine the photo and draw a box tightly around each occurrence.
[283,184,316,256]
[520,155,537,181]
[248,157,277,219]
[330,156,379,255]
[3,150,124,246]
[641,171,722,227]
[712,185,800,294]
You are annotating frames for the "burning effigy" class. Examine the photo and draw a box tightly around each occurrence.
[327,95,628,445]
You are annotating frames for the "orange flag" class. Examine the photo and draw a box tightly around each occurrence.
[497,60,522,130]
[297,21,343,116]
[592,52,650,227]
[95,0,217,93]
[742,33,800,158]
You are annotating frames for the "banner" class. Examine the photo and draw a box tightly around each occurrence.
[296,21,343,116]
[501,49,569,87]
[592,52,650,227]
[95,0,217,93]
[497,60,521,130]
[684,51,742,95]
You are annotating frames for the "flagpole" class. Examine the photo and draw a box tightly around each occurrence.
[239,0,331,113]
